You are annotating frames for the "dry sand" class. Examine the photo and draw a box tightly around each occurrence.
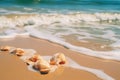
[0,36,120,80]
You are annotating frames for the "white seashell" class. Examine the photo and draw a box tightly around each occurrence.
[25,54,42,65]
[29,54,42,62]
[11,48,25,56]
[33,59,50,74]
[50,53,66,65]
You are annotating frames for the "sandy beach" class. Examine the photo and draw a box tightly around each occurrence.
[0,36,120,80]
[0,0,120,80]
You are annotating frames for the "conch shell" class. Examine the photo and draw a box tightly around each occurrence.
[25,54,42,65]
[33,59,50,74]
[11,48,25,56]
[29,54,42,62]
[0,46,11,51]
[50,53,66,65]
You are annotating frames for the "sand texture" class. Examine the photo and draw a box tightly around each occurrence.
[0,37,120,80]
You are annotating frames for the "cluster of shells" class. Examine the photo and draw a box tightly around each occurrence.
[0,46,67,74]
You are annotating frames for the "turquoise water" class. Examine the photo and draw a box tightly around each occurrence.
[0,0,120,13]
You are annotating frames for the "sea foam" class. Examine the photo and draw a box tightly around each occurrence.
[0,13,120,61]
[25,26,120,61]
[19,49,114,80]
[0,12,120,27]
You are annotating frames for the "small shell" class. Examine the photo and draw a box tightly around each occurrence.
[50,53,66,65]
[11,48,25,56]
[25,54,42,65]
[29,54,42,62]
[40,69,50,74]
[0,46,11,51]
[33,59,50,74]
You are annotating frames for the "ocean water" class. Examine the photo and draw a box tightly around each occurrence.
[0,0,120,61]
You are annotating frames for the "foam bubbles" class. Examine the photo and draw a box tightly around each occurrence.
[67,57,114,80]
[20,50,114,80]
[110,40,120,48]
[0,12,120,28]
[25,26,120,61]
[0,13,120,61]
[0,28,29,39]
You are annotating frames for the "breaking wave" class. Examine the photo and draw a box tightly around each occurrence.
[0,12,120,62]
[0,12,120,27]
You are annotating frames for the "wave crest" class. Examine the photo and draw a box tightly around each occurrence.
[0,12,120,28]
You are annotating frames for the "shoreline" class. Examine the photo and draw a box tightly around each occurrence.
[0,36,120,80]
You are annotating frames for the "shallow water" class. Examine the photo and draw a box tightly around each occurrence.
[0,13,120,61]
[0,1,120,61]
[19,49,115,80]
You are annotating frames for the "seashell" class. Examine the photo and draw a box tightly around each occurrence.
[33,59,50,74]
[25,54,42,65]
[29,54,42,62]
[50,53,66,65]
[0,46,11,51]
[49,57,56,65]
[11,48,25,56]
[40,69,50,74]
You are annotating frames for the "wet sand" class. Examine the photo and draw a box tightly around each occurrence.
[0,36,120,80]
